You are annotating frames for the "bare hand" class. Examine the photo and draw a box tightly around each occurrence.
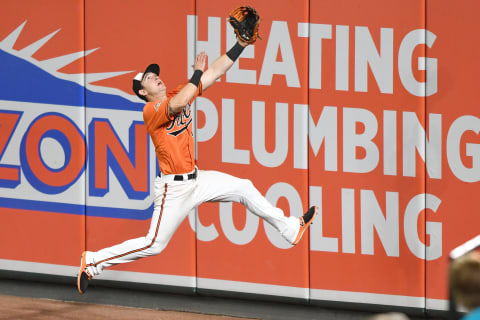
[193,51,207,72]
[237,39,249,47]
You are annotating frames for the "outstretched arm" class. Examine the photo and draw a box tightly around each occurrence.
[200,39,248,91]
[168,52,207,115]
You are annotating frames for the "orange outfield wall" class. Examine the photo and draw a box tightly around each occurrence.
[0,0,478,313]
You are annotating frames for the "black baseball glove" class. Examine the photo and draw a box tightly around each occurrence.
[228,6,261,44]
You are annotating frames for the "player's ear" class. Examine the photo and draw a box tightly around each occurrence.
[139,89,148,98]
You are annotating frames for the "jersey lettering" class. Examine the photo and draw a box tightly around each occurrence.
[143,82,202,174]
[166,104,192,137]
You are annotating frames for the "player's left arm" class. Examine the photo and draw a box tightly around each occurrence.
[200,39,248,91]
[168,52,206,115]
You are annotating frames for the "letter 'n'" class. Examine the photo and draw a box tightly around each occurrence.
[89,119,149,200]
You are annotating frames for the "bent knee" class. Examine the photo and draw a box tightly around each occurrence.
[148,239,169,255]
[149,243,165,255]
[234,178,259,200]
[239,178,254,190]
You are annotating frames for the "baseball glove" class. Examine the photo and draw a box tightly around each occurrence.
[228,6,261,44]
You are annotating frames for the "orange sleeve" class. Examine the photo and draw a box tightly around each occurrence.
[143,101,173,131]
[168,82,203,106]
[144,82,203,130]
[170,82,202,99]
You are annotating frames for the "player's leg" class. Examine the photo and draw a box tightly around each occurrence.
[192,170,315,245]
[78,179,195,293]
[86,181,194,274]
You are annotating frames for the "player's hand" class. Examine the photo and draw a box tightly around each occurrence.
[193,52,207,72]
[238,39,249,47]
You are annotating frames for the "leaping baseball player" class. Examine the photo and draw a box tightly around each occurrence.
[77,6,317,294]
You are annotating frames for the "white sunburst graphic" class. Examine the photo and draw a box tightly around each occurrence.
[0,20,139,102]
[0,20,156,218]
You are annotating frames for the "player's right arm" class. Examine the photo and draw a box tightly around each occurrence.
[168,52,207,115]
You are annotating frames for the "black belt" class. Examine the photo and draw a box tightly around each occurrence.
[159,169,197,181]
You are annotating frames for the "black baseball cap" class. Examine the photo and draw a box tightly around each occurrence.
[132,63,160,102]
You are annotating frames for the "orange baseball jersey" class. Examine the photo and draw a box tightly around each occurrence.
[143,82,203,175]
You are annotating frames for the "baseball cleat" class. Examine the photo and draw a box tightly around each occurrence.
[292,206,318,245]
[77,251,92,294]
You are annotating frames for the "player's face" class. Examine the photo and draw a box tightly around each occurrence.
[141,72,166,96]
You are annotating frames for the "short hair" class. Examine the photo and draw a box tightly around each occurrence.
[450,251,480,311]
[137,84,148,102]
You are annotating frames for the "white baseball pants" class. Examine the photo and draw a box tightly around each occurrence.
[85,169,300,276]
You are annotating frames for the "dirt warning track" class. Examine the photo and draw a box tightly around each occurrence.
[0,295,257,320]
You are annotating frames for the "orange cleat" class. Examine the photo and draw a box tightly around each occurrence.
[77,251,92,294]
[292,206,318,245]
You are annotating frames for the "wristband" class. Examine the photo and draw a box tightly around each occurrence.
[189,70,203,87]
[226,42,245,62]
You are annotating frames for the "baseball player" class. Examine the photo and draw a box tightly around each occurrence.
[77,10,317,294]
